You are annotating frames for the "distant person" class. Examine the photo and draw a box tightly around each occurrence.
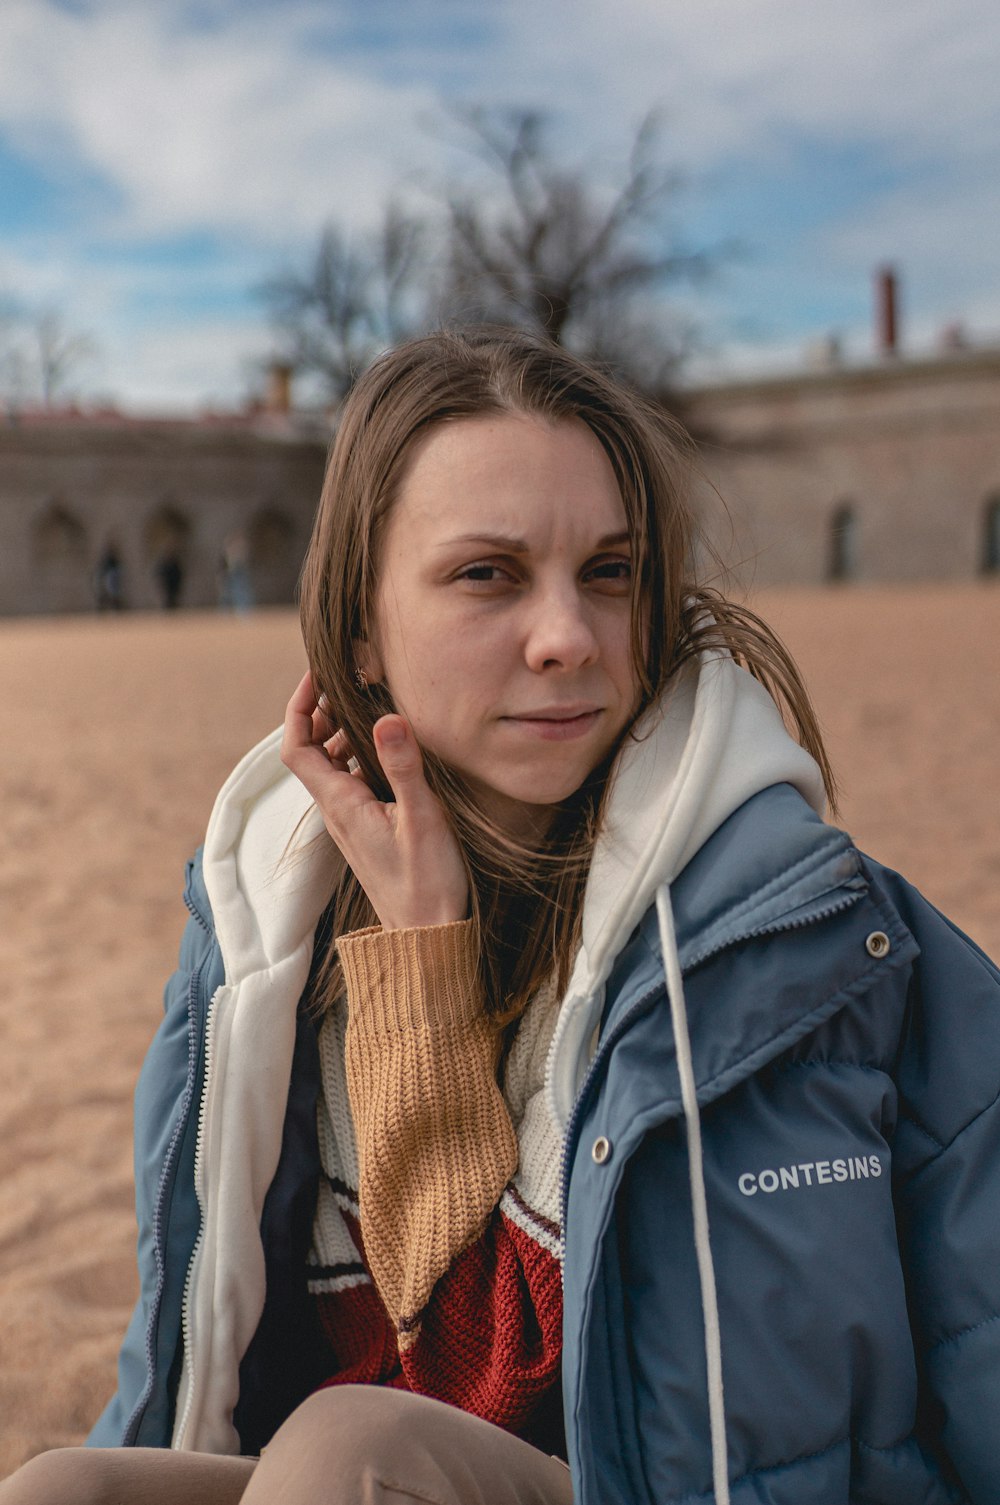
[218,531,254,614]
[154,550,184,611]
[5,328,1000,1505]
[94,545,124,611]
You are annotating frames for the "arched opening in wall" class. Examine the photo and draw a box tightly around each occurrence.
[982,495,1000,574]
[828,501,859,583]
[33,499,88,563]
[246,505,297,606]
[31,499,91,612]
[144,501,191,610]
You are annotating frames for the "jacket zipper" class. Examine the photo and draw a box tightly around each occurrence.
[120,951,204,1444]
[183,888,213,936]
[171,967,224,1450]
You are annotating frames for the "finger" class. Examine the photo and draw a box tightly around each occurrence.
[285,675,342,755]
[282,680,356,793]
[313,693,336,737]
[368,716,468,928]
[372,716,436,815]
[288,670,319,717]
[322,729,365,781]
[322,727,352,765]
[283,674,320,757]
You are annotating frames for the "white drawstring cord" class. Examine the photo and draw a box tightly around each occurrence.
[656,886,731,1504]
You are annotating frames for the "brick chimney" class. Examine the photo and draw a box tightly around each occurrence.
[266,361,294,415]
[875,266,899,357]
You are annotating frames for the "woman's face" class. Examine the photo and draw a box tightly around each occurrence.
[361,412,641,836]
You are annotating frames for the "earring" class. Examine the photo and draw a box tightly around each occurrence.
[354,666,369,691]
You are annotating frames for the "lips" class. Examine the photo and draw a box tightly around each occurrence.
[507,705,601,722]
[501,707,604,742]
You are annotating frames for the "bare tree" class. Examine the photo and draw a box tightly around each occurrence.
[259,107,727,402]
[435,108,721,392]
[0,295,30,410]
[258,201,427,403]
[0,300,97,410]
[34,308,97,408]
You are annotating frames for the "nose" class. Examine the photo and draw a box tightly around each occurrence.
[523,585,600,673]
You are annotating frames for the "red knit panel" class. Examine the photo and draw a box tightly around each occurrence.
[314,1281,403,1388]
[400,1211,562,1433]
[309,1209,562,1439]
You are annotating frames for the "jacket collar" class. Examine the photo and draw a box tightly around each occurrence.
[596,784,917,1119]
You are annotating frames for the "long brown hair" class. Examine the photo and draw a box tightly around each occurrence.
[298,326,836,1025]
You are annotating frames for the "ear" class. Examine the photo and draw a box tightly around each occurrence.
[352,636,385,686]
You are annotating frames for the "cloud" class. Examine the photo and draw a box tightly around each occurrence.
[512,0,1000,171]
[0,0,996,407]
[826,165,1000,298]
[2,0,996,246]
[0,0,439,244]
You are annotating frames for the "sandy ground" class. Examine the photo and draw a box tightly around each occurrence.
[0,587,997,1472]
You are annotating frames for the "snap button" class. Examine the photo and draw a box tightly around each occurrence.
[865,931,890,959]
[592,1136,612,1165]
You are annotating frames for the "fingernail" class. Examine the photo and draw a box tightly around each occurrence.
[378,718,406,746]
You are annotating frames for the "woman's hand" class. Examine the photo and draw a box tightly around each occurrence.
[280,672,469,930]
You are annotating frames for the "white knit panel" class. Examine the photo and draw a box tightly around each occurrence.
[501,976,564,1258]
[308,1000,368,1292]
[315,999,359,1190]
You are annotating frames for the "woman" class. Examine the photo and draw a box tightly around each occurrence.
[5,327,999,1504]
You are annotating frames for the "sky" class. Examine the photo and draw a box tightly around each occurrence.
[0,0,998,413]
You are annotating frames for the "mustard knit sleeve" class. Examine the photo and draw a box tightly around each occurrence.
[338,920,519,1350]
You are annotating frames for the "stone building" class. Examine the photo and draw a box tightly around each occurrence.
[687,345,1000,588]
[0,412,327,615]
[1,342,998,617]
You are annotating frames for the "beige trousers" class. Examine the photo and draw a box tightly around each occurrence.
[0,1387,574,1505]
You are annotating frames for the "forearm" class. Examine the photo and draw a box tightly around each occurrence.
[339,920,518,1347]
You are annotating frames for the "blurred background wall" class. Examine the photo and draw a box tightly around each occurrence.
[4,330,998,615]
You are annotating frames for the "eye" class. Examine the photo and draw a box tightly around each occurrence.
[454,561,518,586]
[585,556,633,590]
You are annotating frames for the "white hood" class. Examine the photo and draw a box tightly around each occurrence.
[546,650,825,1129]
[172,733,341,1453]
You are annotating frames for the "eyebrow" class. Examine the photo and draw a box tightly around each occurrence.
[437,530,632,553]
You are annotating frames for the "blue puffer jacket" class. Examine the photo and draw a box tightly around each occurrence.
[89,776,1000,1503]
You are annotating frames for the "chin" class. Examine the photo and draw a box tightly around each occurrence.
[453,750,613,830]
[494,777,594,815]
[519,751,614,798]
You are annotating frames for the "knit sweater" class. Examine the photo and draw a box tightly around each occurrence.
[306,920,565,1446]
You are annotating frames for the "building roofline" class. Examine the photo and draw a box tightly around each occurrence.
[687,345,1000,403]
